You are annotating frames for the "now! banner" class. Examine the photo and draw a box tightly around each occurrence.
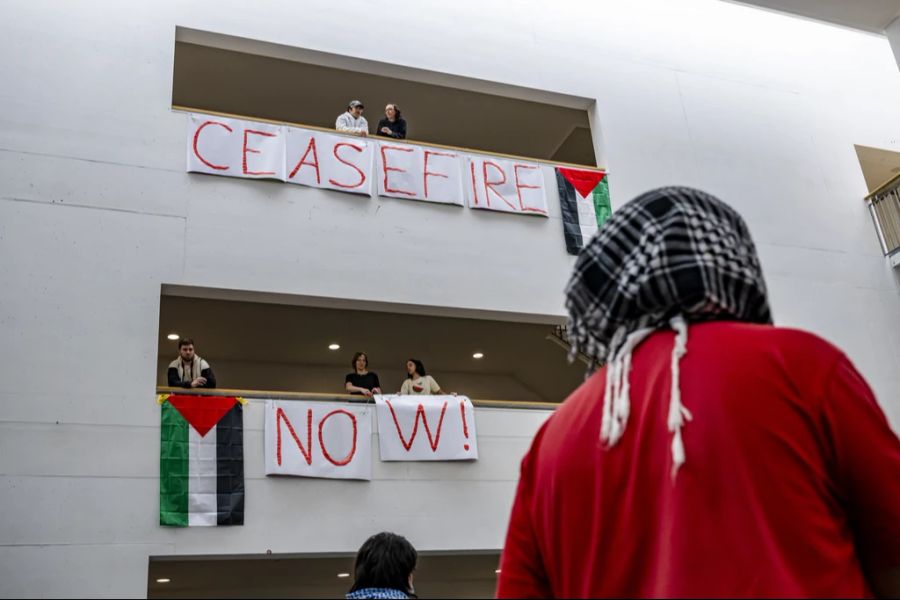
[264,401,373,480]
[374,395,478,461]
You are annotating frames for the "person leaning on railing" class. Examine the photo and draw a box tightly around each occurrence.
[167,337,216,389]
[399,359,444,395]
[375,103,406,140]
[336,99,369,137]
[345,352,382,398]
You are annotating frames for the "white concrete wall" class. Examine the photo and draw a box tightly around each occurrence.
[888,16,900,70]
[2,0,900,597]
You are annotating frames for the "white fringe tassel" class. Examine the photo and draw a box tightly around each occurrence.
[599,315,693,479]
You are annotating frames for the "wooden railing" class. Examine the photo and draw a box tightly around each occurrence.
[156,386,559,411]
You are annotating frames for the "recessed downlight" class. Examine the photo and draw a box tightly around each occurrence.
[472,352,484,359]
[328,343,341,351]
[156,578,171,583]
[167,333,179,340]
[337,573,351,578]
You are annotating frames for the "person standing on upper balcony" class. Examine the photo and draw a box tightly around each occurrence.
[345,352,382,397]
[400,359,444,395]
[167,337,217,389]
[375,104,407,139]
[336,100,368,137]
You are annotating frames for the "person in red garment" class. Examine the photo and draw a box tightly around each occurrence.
[496,187,900,598]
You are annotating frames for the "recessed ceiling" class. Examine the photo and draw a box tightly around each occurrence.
[158,295,585,403]
[730,0,900,33]
[855,144,900,193]
[173,42,597,166]
[148,551,501,599]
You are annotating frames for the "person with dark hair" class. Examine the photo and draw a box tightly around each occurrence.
[399,359,443,395]
[166,338,216,389]
[345,352,382,397]
[346,532,417,599]
[497,187,900,598]
[375,104,406,139]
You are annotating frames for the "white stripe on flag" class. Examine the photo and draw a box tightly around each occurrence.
[575,191,599,243]
[188,424,218,526]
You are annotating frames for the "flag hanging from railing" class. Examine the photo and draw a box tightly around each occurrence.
[555,167,611,255]
[159,394,245,527]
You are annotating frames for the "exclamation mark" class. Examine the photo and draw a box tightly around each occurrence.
[460,401,470,451]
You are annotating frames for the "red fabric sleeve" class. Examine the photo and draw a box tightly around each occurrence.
[822,355,900,575]
[496,423,552,599]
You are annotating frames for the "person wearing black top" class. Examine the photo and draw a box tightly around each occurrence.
[375,104,407,139]
[345,352,382,397]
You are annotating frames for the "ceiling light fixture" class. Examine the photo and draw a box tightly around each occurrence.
[495,569,501,574]
[167,333,179,340]
[156,578,171,583]
[337,573,351,578]
[328,343,341,351]
[472,352,484,359]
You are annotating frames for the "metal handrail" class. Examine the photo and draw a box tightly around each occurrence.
[156,386,559,411]
[866,177,900,256]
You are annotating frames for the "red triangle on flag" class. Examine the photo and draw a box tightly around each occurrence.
[167,395,238,437]
[558,167,606,198]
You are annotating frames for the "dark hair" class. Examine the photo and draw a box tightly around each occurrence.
[387,103,402,120]
[406,358,426,379]
[178,337,195,349]
[351,352,368,370]
[350,532,417,594]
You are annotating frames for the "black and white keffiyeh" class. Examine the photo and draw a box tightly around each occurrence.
[565,187,771,474]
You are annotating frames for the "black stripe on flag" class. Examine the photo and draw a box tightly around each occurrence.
[555,170,583,255]
[216,403,244,526]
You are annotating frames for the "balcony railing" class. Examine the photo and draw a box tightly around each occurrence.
[156,386,559,411]
[866,172,900,257]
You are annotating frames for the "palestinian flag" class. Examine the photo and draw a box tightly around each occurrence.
[159,394,244,527]
[556,167,612,255]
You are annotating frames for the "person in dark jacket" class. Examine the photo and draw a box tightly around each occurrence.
[346,532,417,599]
[167,337,216,389]
[376,104,407,139]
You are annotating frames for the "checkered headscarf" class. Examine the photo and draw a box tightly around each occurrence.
[565,187,771,474]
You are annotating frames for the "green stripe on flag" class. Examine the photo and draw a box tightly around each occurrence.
[160,401,189,527]
[593,177,612,229]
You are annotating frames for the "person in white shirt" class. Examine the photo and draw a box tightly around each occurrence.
[335,100,368,136]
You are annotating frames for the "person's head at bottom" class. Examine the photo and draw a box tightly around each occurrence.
[346,532,417,599]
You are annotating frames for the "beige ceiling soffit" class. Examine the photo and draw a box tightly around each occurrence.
[160,284,567,325]
[174,27,592,110]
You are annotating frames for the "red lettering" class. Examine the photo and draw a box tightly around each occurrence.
[318,409,358,466]
[192,120,232,171]
[276,407,312,466]
[329,142,367,189]
[288,137,320,183]
[459,401,470,451]
[483,161,516,210]
[242,129,277,176]
[423,150,456,199]
[381,145,416,196]
[386,399,448,452]
[513,164,546,215]
[469,161,481,206]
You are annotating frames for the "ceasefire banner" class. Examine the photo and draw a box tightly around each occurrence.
[285,128,374,196]
[264,401,373,480]
[374,395,478,461]
[375,141,464,206]
[186,112,566,215]
[465,155,549,216]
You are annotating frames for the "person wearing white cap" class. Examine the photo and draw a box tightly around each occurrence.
[336,100,368,137]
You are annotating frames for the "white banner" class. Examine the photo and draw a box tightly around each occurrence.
[187,114,286,180]
[285,128,373,196]
[264,401,372,480]
[374,395,478,461]
[466,155,548,216]
[375,141,464,206]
